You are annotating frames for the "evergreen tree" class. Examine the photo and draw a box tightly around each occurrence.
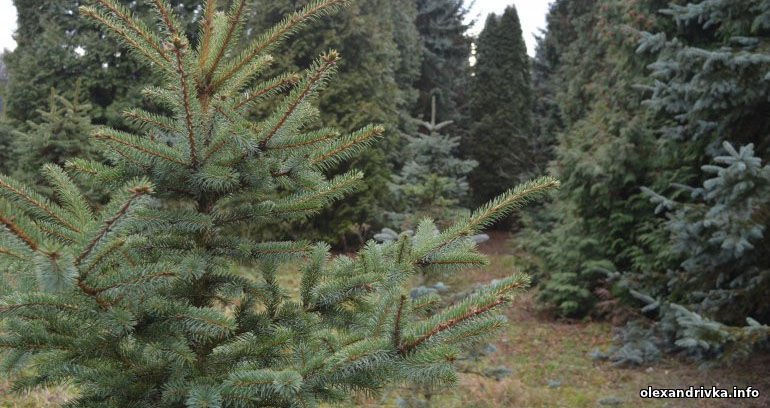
[413,0,472,127]
[616,142,770,365]
[386,96,477,230]
[0,0,558,405]
[3,0,198,128]
[10,85,99,190]
[0,55,11,173]
[525,0,673,318]
[609,0,770,364]
[467,6,533,205]
[245,0,422,247]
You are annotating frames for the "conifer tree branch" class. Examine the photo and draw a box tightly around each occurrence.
[197,0,217,73]
[412,177,559,263]
[36,223,77,244]
[0,177,79,233]
[392,295,406,348]
[399,297,506,354]
[93,129,190,167]
[0,214,38,251]
[83,238,126,273]
[233,73,301,110]
[370,299,393,339]
[85,0,171,62]
[0,302,79,313]
[151,0,181,37]
[205,0,246,82]
[75,184,153,265]
[260,53,339,147]
[92,271,176,293]
[79,7,171,70]
[267,128,338,151]
[311,125,385,165]
[212,0,349,90]
[123,109,176,132]
[0,246,30,261]
[169,41,199,167]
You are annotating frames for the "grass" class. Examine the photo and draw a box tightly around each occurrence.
[2,233,768,407]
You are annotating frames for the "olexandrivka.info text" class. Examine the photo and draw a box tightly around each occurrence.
[640,386,760,399]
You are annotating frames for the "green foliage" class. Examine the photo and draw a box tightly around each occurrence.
[2,1,198,128]
[617,142,770,365]
[387,97,477,230]
[245,0,423,247]
[531,0,770,364]
[412,0,472,131]
[0,1,557,405]
[526,0,673,318]
[10,86,100,191]
[607,0,770,365]
[466,6,534,205]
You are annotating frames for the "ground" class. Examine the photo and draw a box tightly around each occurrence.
[1,232,768,407]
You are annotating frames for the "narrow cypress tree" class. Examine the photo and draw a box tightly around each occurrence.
[467,6,534,205]
[0,1,557,405]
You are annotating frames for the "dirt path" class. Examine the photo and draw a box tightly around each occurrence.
[446,231,770,408]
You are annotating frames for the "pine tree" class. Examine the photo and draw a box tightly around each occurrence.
[413,0,472,128]
[0,1,558,405]
[387,96,477,230]
[467,6,534,205]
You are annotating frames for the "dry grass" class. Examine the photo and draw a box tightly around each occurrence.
[0,381,74,408]
[3,232,769,407]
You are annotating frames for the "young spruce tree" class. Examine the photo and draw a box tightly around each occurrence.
[387,96,477,230]
[0,0,557,406]
[11,85,100,190]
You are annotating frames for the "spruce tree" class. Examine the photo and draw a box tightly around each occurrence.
[245,0,422,246]
[387,96,477,230]
[413,0,472,127]
[0,0,558,405]
[524,0,673,318]
[467,6,534,205]
[10,85,100,190]
[609,0,770,364]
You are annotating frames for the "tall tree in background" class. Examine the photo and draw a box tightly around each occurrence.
[527,0,670,318]
[614,0,770,364]
[246,0,422,247]
[413,0,472,127]
[467,6,533,205]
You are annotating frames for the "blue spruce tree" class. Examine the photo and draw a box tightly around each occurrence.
[0,0,558,405]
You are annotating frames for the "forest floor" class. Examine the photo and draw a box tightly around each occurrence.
[1,232,769,407]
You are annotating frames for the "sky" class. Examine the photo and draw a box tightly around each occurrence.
[468,0,553,56]
[0,0,552,56]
